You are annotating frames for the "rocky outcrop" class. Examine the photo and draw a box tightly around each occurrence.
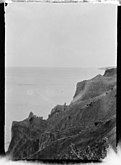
[49,103,67,118]
[6,68,117,160]
[103,68,117,77]
[72,69,116,103]
[7,113,47,159]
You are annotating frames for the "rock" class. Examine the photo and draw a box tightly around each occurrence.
[49,103,67,118]
[103,68,117,77]
[7,68,117,160]
[72,68,116,103]
[7,112,47,159]
[28,112,34,118]
[39,132,57,150]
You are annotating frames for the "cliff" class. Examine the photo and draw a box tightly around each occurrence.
[6,68,117,160]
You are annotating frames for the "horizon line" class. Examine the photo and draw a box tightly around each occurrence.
[5,66,117,69]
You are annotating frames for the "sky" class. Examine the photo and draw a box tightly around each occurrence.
[5,3,117,68]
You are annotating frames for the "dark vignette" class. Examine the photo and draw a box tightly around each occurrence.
[0,2,5,156]
[1,3,120,165]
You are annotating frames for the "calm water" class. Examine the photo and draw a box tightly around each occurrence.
[5,67,104,151]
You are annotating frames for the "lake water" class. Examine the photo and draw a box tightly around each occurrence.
[5,67,104,151]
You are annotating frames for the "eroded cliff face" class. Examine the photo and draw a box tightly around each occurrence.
[6,68,117,160]
[7,113,47,158]
[103,68,117,77]
[72,70,116,103]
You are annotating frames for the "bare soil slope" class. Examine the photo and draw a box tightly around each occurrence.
[7,68,117,160]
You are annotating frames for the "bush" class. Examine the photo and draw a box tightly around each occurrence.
[58,137,109,160]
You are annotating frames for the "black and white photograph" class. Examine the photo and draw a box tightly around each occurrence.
[5,2,117,161]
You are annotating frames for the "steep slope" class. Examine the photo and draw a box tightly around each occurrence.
[6,68,117,160]
[7,113,47,158]
[72,71,116,103]
[28,116,116,160]
[103,68,117,77]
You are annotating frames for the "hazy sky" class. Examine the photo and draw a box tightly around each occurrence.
[5,3,117,68]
